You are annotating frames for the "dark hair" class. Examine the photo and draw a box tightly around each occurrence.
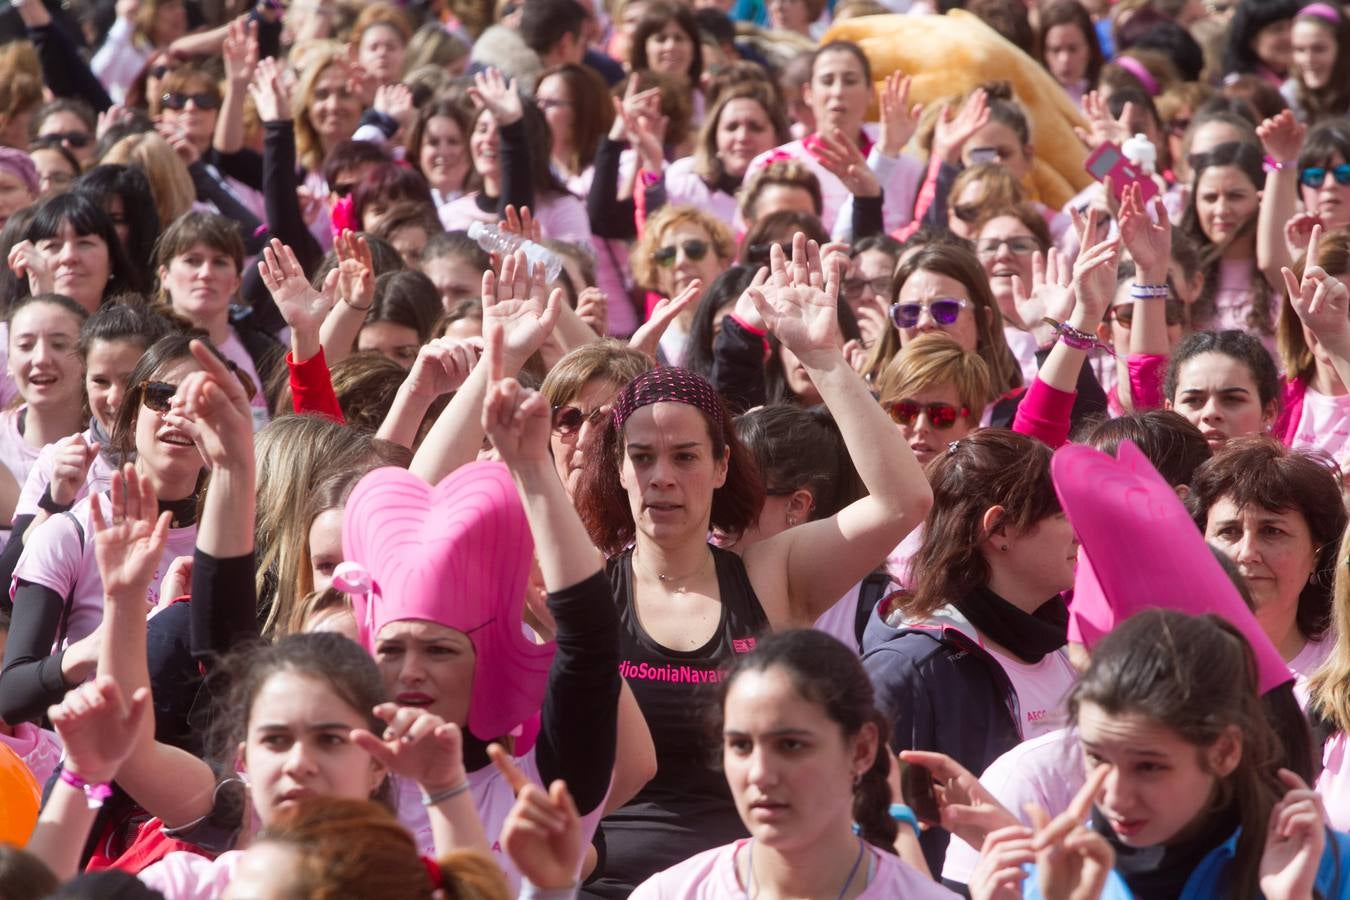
[35,96,96,134]
[424,229,490,272]
[576,367,764,554]
[1070,609,1282,898]
[739,211,830,265]
[1223,73,1291,122]
[154,210,246,276]
[407,98,472,186]
[74,164,161,272]
[1080,410,1212,488]
[1164,330,1281,413]
[352,163,436,231]
[1126,20,1205,83]
[329,351,415,430]
[904,429,1058,619]
[684,264,754,380]
[630,3,704,84]
[0,845,59,900]
[1223,0,1300,77]
[22,192,143,300]
[851,234,902,261]
[1297,116,1350,178]
[367,270,441,345]
[536,63,615,173]
[1290,9,1350,124]
[519,0,588,53]
[468,101,569,199]
[77,297,179,358]
[715,630,897,851]
[1035,0,1104,88]
[1106,85,1162,135]
[1189,436,1345,642]
[811,41,873,84]
[978,81,1031,146]
[735,404,863,520]
[109,333,230,463]
[46,870,164,899]
[693,6,735,46]
[91,108,155,162]
[30,139,81,186]
[6,292,90,332]
[321,140,394,193]
[967,0,1034,54]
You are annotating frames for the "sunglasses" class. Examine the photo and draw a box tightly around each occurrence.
[1110,300,1186,327]
[149,63,179,80]
[652,240,710,267]
[976,236,1041,258]
[889,297,969,329]
[40,130,93,149]
[161,91,222,111]
[843,275,891,301]
[332,181,359,198]
[883,399,970,429]
[1299,164,1350,188]
[552,404,608,436]
[139,380,178,413]
[951,203,981,224]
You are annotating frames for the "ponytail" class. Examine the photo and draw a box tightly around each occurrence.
[853,712,898,853]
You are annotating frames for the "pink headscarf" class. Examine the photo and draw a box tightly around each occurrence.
[1051,440,1292,693]
[341,462,556,740]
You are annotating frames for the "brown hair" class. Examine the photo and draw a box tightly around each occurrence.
[1188,436,1345,643]
[876,332,989,427]
[154,210,245,279]
[1035,0,1104,86]
[537,63,615,174]
[947,163,1024,223]
[1079,409,1212,488]
[1277,230,1350,383]
[152,64,220,117]
[350,3,414,46]
[903,429,1058,619]
[739,160,823,226]
[540,340,654,408]
[1307,524,1350,733]
[974,202,1052,252]
[693,83,790,186]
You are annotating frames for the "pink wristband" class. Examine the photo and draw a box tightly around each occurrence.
[728,313,767,337]
[60,768,113,809]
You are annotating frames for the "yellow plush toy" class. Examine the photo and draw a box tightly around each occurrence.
[822,10,1092,210]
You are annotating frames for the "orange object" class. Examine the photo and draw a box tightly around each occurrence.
[0,742,40,847]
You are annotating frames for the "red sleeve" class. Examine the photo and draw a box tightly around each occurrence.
[1012,377,1076,449]
[288,348,344,423]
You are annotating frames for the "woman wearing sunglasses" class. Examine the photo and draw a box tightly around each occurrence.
[0,333,235,727]
[631,205,735,366]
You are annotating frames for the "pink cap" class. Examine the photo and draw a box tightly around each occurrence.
[342,462,555,740]
[1051,440,1292,693]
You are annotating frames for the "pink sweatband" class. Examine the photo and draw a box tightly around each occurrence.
[1115,56,1160,96]
[1297,2,1340,22]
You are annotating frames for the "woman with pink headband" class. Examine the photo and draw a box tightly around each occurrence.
[576,234,932,896]
[1282,2,1350,125]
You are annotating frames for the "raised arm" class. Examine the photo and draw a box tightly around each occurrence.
[378,338,481,449]
[743,235,933,625]
[317,230,375,366]
[213,17,258,156]
[1257,111,1306,288]
[1283,224,1350,390]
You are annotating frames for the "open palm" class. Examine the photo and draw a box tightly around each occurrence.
[483,250,561,372]
[90,464,172,601]
[746,234,841,359]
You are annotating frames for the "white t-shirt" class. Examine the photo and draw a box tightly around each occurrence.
[1289,386,1350,469]
[982,645,1077,740]
[13,428,115,520]
[631,838,958,899]
[11,494,198,650]
[1288,634,1335,709]
[941,727,1085,884]
[813,576,896,654]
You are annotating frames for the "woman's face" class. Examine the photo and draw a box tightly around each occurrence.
[884,380,976,466]
[358,23,407,86]
[550,377,621,499]
[30,148,77,199]
[655,222,723,301]
[644,20,695,76]
[307,508,344,595]
[997,511,1079,599]
[1194,164,1260,245]
[749,184,816,224]
[619,401,729,545]
[37,109,96,165]
[135,357,206,483]
[160,242,242,327]
[805,49,871,139]
[767,0,812,33]
[240,670,386,828]
[357,321,422,368]
[0,169,34,232]
[422,253,482,314]
[388,225,429,269]
[470,111,501,181]
[7,302,84,411]
[1167,351,1272,449]
[418,115,467,192]
[308,65,362,150]
[1204,497,1318,655]
[36,220,112,314]
[895,269,981,353]
[1292,20,1337,88]
[723,666,875,851]
[1043,23,1090,85]
[947,180,987,240]
[961,120,1032,180]
[716,98,775,180]
[1178,121,1246,184]
[854,248,896,308]
[150,0,188,46]
[1078,701,1238,848]
[778,344,821,406]
[159,80,220,152]
[976,215,1040,322]
[1252,17,1293,75]
[375,619,476,727]
[535,74,577,153]
[86,337,144,433]
[1299,150,1350,230]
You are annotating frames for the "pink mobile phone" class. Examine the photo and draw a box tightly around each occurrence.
[1084,142,1159,204]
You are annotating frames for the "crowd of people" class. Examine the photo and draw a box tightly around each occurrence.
[0,0,1347,895]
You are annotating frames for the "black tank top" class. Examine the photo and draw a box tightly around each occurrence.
[587,545,770,898]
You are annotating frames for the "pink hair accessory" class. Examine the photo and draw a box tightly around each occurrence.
[342,463,555,740]
[612,367,727,436]
[1114,56,1160,96]
[331,561,373,595]
[1298,2,1341,22]
[1051,440,1292,693]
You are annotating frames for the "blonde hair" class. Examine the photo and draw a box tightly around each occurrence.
[293,45,351,173]
[102,133,196,228]
[948,162,1024,213]
[632,205,735,293]
[1306,523,1350,733]
[0,42,42,126]
[876,332,990,425]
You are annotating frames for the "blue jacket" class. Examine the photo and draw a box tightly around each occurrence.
[1022,827,1350,898]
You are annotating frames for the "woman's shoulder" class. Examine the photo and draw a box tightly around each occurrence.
[631,840,746,899]
[868,847,960,897]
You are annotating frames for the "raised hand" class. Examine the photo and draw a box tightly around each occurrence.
[8,240,54,295]
[814,129,880,198]
[1285,212,1321,258]
[1076,91,1130,149]
[933,88,990,165]
[47,677,151,786]
[1011,248,1074,331]
[158,555,193,605]
[1069,228,1122,328]
[1028,765,1114,900]
[482,328,551,465]
[406,337,482,400]
[1282,223,1350,350]
[374,83,415,131]
[48,434,100,507]
[629,280,700,358]
[482,250,562,373]
[608,78,662,142]
[501,205,542,244]
[248,56,293,123]
[1117,182,1171,282]
[469,67,524,126]
[897,750,1019,851]
[335,229,375,310]
[744,234,843,364]
[1258,110,1306,167]
[491,744,584,890]
[259,238,338,331]
[627,107,668,175]
[352,703,467,794]
[879,71,922,157]
[157,121,202,166]
[163,339,255,470]
[96,105,135,141]
[90,464,173,603]
[574,287,608,336]
[222,15,259,87]
[969,825,1035,900]
[1259,769,1327,900]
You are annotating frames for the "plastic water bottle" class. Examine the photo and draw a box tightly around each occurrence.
[1122,133,1157,176]
[467,221,563,283]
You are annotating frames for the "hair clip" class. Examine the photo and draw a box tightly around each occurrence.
[948,440,962,455]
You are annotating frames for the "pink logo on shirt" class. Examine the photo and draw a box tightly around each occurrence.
[732,638,756,654]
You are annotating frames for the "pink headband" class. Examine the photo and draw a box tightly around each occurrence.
[1051,440,1292,694]
[1298,2,1341,22]
[612,367,726,435]
[339,463,555,740]
[1115,56,1160,96]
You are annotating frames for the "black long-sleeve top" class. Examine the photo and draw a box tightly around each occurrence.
[474,118,534,218]
[588,137,637,241]
[710,316,768,416]
[0,579,70,724]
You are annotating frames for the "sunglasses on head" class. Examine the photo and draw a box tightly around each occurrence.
[1110,299,1186,327]
[883,399,970,429]
[652,240,710,267]
[139,380,177,413]
[889,297,969,329]
[161,91,222,111]
[40,131,93,149]
[1299,164,1350,189]
[552,404,607,435]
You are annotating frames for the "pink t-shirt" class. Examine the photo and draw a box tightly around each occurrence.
[1288,635,1335,709]
[139,849,241,900]
[1289,386,1350,469]
[982,645,1077,740]
[631,838,958,899]
[11,495,198,649]
[439,191,593,246]
[887,525,924,588]
[1208,258,1279,361]
[14,428,115,520]
[0,722,62,789]
[0,407,45,507]
[1317,730,1350,832]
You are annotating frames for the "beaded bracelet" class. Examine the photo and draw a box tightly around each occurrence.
[1130,282,1169,299]
[1042,318,1115,356]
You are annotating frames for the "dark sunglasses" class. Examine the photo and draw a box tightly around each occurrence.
[1109,300,1186,327]
[149,64,178,80]
[652,240,710,267]
[161,91,222,111]
[1299,164,1350,189]
[332,181,359,198]
[139,380,177,413]
[883,399,970,429]
[40,130,93,149]
[951,203,981,224]
[552,404,607,435]
[889,297,968,329]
